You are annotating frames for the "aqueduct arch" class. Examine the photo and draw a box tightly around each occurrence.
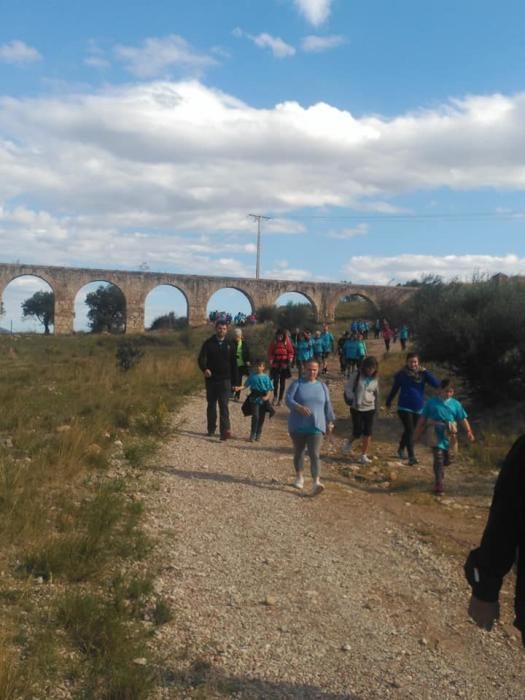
[0,263,417,334]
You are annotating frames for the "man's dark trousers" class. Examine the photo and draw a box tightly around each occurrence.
[206,378,231,436]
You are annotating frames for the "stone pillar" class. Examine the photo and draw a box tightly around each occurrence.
[126,305,145,334]
[54,289,75,335]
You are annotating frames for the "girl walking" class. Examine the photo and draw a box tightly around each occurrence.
[386,353,440,465]
[236,359,274,442]
[343,356,380,464]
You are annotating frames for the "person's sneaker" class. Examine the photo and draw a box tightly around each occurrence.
[249,433,256,442]
[207,430,216,437]
[434,481,444,496]
[220,430,233,441]
[311,480,325,496]
[358,454,372,465]
[342,439,353,455]
[255,433,261,442]
[397,448,407,459]
[293,474,304,489]
[408,457,419,466]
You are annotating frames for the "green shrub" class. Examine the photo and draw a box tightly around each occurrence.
[411,276,525,401]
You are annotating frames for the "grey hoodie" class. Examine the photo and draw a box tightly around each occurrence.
[344,371,379,412]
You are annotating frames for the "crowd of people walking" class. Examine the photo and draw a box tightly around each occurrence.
[197,315,525,649]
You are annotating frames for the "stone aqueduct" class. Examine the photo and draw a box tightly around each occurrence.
[0,263,415,334]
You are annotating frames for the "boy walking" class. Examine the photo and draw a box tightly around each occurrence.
[414,379,475,495]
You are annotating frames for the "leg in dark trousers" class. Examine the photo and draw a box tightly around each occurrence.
[432,448,445,493]
[250,401,261,440]
[397,410,418,461]
[206,379,231,437]
[384,339,391,352]
[270,368,280,403]
[277,369,287,403]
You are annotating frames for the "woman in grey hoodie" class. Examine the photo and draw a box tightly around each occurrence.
[343,356,380,464]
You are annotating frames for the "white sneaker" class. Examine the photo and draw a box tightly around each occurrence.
[293,474,304,489]
[358,454,372,465]
[342,439,353,455]
[311,480,325,496]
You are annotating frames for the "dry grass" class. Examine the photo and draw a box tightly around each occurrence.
[0,331,201,696]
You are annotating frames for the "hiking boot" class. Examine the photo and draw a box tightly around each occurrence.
[397,447,407,459]
[293,473,304,489]
[311,480,325,496]
[220,430,233,441]
[358,454,372,465]
[408,457,419,466]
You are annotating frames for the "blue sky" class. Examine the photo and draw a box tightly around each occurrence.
[2,0,525,328]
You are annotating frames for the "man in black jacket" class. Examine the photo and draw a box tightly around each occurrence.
[465,434,525,646]
[197,320,237,440]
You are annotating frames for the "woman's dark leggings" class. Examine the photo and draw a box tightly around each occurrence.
[398,411,418,460]
[270,368,288,402]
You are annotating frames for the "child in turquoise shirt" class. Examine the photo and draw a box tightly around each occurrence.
[414,379,474,495]
[235,359,274,442]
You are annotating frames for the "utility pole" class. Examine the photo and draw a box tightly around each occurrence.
[249,214,270,280]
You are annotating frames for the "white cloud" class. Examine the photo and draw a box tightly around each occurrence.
[301,34,345,53]
[2,81,525,270]
[328,224,368,240]
[343,254,525,285]
[0,40,41,65]
[294,0,332,26]
[114,35,216,78]
[233,28,295,58]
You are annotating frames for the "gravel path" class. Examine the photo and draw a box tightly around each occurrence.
[141,385,525,699]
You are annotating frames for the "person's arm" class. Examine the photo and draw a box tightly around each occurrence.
[460,418,475,442]
[385,372,401,408]
[285,381,311,416]
[197,340,212,377]
[323,384,336,426]
[423,369,441,389]
[465,436,524,628]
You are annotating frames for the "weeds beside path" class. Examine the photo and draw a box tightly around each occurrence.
[140,357,525,699]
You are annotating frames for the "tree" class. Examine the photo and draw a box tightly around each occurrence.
[85,285,126,333]
[22,291,54,334]
[149,312,187,331]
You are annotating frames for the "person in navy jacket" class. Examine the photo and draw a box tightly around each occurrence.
[385,353,440,465]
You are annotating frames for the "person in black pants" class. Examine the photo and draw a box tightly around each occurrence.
[385,353,440,465]
[197,320,237,440]
[465,435,525,647]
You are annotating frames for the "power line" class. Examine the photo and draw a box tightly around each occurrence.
[278,211,524,222]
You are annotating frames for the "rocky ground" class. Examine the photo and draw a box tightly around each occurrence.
[136,347,525,699]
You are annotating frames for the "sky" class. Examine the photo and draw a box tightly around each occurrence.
[2,0,525,329]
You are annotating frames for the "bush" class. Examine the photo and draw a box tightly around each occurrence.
[116,340,144,371]
[411,276,525,401]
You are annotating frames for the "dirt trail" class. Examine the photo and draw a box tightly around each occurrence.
[140,349,525,699]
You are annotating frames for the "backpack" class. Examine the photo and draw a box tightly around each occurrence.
[343,372,360,407]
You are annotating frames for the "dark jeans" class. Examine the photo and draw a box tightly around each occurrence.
[205,378,231,436]
[384,338,391,352]
[250,401,266,437]
[270,368,288,401]
[400,338,407,351]
[432,447,451,484]
[398,410,418,460]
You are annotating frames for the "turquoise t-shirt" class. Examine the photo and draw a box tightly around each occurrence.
[244,373,274,404]
[422,396,467,450]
